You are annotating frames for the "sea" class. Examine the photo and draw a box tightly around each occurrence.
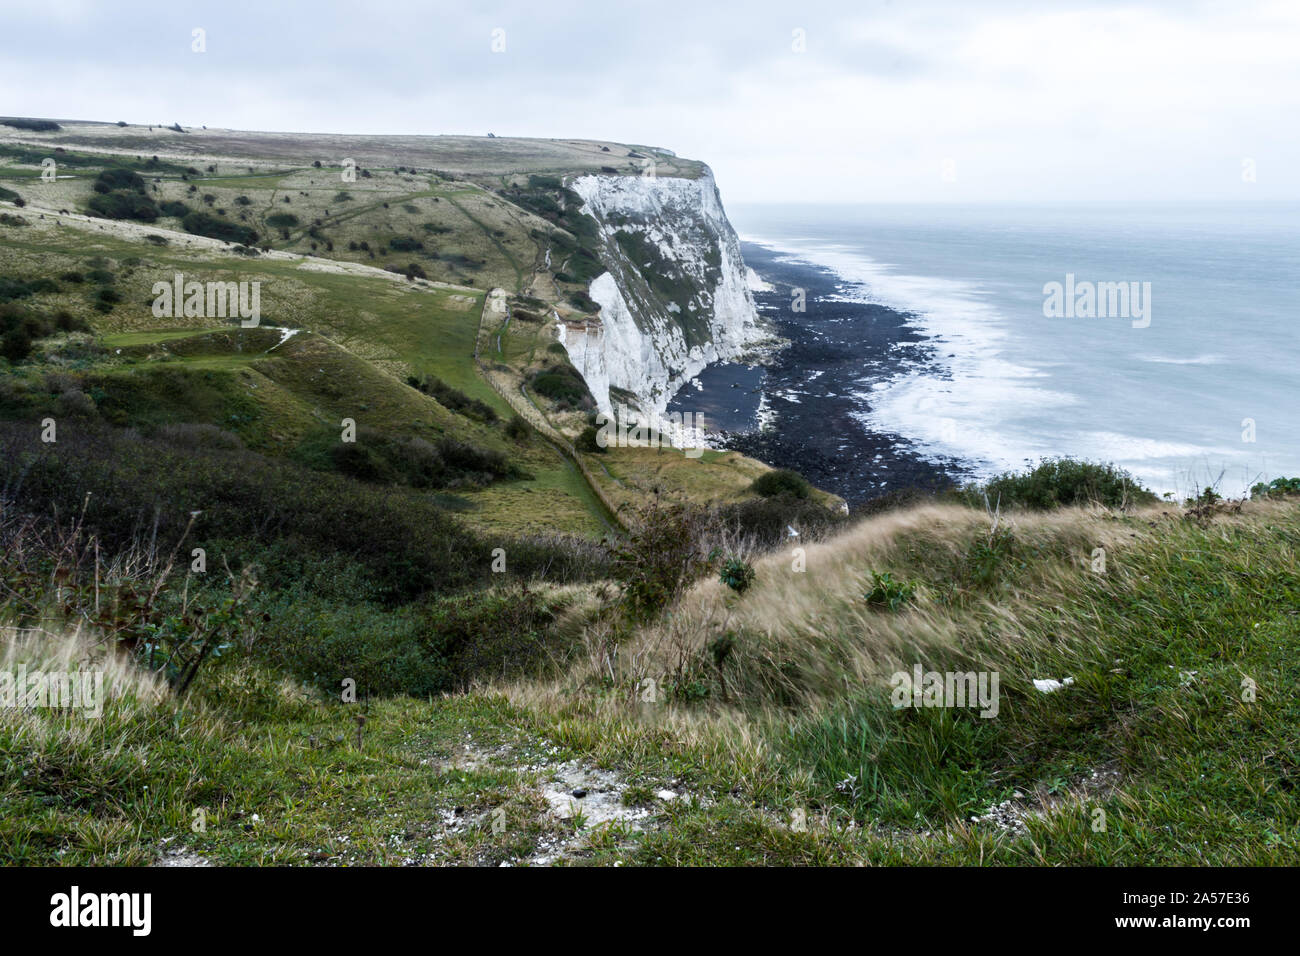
[668,201,1300,506]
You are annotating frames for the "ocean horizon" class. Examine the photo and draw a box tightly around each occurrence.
[718,200,1300,500]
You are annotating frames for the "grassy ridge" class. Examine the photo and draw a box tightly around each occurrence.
[5,125,1291,867]
[4,495,1297,865]
[504,499,1300,864]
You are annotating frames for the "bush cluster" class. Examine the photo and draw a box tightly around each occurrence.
[406,374,498,423]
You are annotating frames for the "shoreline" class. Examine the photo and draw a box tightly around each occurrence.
[668,242,973,509]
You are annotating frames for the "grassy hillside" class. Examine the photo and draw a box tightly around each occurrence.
[9,121,1284,868]
[1,121,798,539]
[4,491,1297,865]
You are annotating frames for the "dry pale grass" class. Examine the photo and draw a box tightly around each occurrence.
[499,499,1249,773]
[0,625,171,751]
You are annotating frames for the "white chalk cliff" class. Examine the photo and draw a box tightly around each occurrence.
[557,170,763,421]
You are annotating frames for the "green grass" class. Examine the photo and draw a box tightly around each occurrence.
[0,657,571,866]
[101,328,222,347]
[4,495,1300,865]
[497,501,1300,865]
[0,219,620,537]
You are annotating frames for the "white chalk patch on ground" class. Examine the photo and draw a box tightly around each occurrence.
[970,765,1122,836]
[525,761,658,866]
[155,847,213,867]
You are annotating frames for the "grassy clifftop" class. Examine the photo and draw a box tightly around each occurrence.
[7,121,1283,868]
[3,492,1296,865]
[8,120,707,180]
[0,121,796,542]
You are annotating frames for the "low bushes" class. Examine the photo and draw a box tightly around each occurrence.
[750,468,811,499]
[609,498,718,621]
[0,421,491,602]
[1,301,87,363]
[182,210,258,245]
[720,495,844,550]
[86,167,159,222]
[961,458,1156,510]
[530,364,593,409]
[405,374,501,421]
[293,425,515,491]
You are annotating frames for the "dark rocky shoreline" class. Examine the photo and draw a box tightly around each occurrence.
[669,242,972,510]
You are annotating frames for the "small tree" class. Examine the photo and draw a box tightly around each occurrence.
[608,497,717,621]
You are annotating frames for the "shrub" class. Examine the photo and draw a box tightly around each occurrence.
[0,301,89,362]
[965,458,1156,510]
[2,118,60,131]
[0,276,61,302]
[87,189,158,222]
[1250,477,1300,499]
[608,498,717,620]
[576,425,604,453]
[718,557,756,594]
[406,374,498,423]
[266,212,299,229]
[567,290,599,312]
[85,167,160,222]
[751,468,811,499]
[963,527,1019,589]
[504,415,530,441]
[181,211,258,245]
[530,365,593,408]
[864,571,916,612]
[717,493,843,550]
[94,168,146,193]
[0,421,517,603]
[420,585,563,690]
[295,425,513,491]
[93,287,121,313]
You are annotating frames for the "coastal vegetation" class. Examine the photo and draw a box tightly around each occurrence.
[1,122,1293,867]
[4,458,1297,864]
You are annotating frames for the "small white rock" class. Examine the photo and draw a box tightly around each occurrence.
[1032,677,1075,693]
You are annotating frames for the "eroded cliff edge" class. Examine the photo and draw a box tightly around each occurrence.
[556,169,765,422]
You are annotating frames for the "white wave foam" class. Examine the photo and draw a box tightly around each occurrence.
[745,236,1049,474]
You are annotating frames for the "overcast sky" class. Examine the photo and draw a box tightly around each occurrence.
[3,0,1297,203]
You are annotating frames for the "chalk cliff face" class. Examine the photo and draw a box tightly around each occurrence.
[557,170,762,421]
